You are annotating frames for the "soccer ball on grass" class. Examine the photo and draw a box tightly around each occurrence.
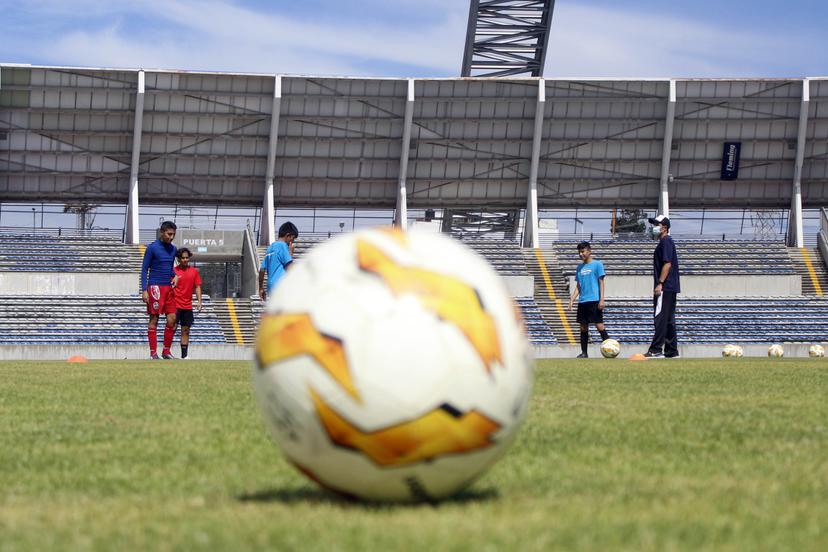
[253,229,533,503]
[808,344,825,358]
[600,338,621,358]
[767,344,784,358]
[722,344,743,358]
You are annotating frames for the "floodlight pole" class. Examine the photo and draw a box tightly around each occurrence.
[125,70,145,244]
[395,79,415,230]
[658,79,676,218]
[262,75,282,246]
[789,78,809,248]
[523,78,545,248]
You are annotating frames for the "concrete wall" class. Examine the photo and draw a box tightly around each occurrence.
[503,275,534,298]
[0,272,139,295]
[0,344,254,361]
[241,227,260,298]
[568,274,802,297]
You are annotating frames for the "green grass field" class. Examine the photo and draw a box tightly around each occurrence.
[1,358,826,551]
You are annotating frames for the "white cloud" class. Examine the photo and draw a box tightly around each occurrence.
[547,3,821,77]
[3,0,826,77]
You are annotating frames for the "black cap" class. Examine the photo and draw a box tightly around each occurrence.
[648,214,670,228]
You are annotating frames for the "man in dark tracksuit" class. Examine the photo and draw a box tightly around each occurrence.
[645,215,681,358]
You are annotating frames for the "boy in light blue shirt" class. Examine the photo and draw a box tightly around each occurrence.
[259,222,298,300]
[568,241,611,358]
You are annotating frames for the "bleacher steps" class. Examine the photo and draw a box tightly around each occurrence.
[522,249,578,345]
[787,248,828,296]
[212,298,257,345]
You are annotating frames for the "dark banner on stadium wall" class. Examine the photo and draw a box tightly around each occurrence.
[175,230,244,261]
[721,141,741,180]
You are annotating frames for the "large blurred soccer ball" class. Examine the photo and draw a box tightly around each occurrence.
[808,344,825,358]
[722,344,743,358]
[253,229,533,502]
[600,338,621,358]
[768,344,784,358]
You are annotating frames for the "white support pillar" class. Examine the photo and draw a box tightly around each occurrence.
[658,79,677,217]
[523,78,545,248]
[261,76,282,246]
[395,79,415,230]
[790,79,809,248]
[125,70,145,244]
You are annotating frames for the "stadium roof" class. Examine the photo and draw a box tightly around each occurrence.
[2,64,827,214]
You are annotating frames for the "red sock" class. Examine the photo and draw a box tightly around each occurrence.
[163,325,175,353]
[148,328,158,356]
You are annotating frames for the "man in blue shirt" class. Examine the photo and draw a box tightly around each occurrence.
[141,220,178,359]
[568,241,611,358]
[645,214,681,358]
[258,222,298,301]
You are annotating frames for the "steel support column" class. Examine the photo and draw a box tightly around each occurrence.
[395,79,415,230]
[523,78,544,248]
[125,70,144,244]
[261,75,282,246]
[789,79,809,248]
[658,79,676,217]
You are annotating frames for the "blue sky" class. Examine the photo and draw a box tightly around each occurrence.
[1,0,827,78]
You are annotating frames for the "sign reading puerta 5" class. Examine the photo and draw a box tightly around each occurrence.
[175,230,244,261]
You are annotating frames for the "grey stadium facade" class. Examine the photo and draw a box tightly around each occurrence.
[1,64,827,247]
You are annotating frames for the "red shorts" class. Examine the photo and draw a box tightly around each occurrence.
[146,285,176,315]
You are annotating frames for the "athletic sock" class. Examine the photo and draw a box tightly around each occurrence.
[580,330,589,355]
[162,325,175,353]
[148,328,158,356]
[599,329,610,341]
[181,344,189,359]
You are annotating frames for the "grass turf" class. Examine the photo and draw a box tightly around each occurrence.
[0,358,826,551]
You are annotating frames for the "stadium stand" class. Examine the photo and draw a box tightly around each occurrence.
[0,295,225,345]
[258,235,530,276]
[0,234,142,272]
[548,238,797,275]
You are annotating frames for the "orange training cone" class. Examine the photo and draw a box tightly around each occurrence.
[67,355,89,363]
[628,353,647,361]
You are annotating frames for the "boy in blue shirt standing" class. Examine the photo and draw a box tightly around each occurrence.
[568,241,611,358]
[258,222,298,301]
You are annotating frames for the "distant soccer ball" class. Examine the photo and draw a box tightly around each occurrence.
[808,344,825,358]
[722,344,743,358]
[253,228,533,503]
[600,338,621,358]
[768,344,785,358]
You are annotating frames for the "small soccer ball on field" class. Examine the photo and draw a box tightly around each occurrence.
[722,344,743,358]
[768,344,784,358]
[600,338,621,358]
[253,228,533,503]
[808,344,825,358]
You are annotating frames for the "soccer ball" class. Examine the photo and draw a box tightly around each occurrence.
[253,229,533,502]
[808,344,825,358]
[768,344,784,358]
[600,338,621,358]
[722,344,743,358]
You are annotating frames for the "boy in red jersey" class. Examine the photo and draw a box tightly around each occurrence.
[172,248,203,360]
[141,221,178,359]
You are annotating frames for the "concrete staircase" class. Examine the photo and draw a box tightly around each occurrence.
[788,247,828,296]
[522,248,578,345]
[211,297,257,345]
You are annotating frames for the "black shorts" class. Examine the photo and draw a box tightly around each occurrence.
[576,301,604,324]
[176,309,195,327]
